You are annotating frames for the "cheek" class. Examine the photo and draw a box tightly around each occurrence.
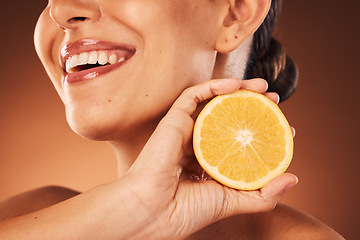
[107,1,218,100]
[34,8,66,101]
[127,1,218,80]
[107,0,219,56]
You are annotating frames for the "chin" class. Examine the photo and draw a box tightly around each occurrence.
[65,108,159,142]
[66,112,123,141]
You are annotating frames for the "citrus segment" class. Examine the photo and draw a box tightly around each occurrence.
[193,89,293,190]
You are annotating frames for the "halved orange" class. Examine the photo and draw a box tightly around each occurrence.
[193,89,293,190]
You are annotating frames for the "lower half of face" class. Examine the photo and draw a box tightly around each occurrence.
[62,48,216,141]
[35,0,221,141]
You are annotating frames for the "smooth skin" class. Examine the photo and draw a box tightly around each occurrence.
[0,0,344,239]
[0,79,342,239]
[0,79,297,239]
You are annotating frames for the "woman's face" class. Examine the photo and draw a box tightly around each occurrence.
[35,0,226,140]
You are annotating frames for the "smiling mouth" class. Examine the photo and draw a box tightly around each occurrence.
[65,50,127,73]
[61,39,136,84]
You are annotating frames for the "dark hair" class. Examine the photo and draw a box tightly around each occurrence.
[244,0,298,102]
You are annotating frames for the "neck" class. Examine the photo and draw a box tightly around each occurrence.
[107,36,253,177]
[212,36,253,80]
[107,116,162,177]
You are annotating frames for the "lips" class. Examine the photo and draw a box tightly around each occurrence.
[60,39,136,84]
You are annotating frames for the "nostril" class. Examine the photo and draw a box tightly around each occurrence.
[49,1,102,30]
[68,16,87,24]
[73,17,87,21]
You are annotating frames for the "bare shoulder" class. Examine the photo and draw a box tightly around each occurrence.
[0,186,80,221]
[254,203,345,240]
[188,203,344,240]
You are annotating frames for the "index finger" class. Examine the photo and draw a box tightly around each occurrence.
[170,78,242,116]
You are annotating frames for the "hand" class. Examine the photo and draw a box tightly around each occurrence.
[123,78,298,239]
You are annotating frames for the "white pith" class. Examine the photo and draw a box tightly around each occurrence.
[66,51,126,73]
[236,128,254,146]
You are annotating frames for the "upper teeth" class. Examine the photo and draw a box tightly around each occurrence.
[66,51,125,73]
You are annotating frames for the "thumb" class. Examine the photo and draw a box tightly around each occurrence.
[129,79,243,177]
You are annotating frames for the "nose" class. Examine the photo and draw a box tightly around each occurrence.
[49,0,101,30]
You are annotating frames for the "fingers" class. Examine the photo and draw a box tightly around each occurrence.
[240,78,268,93]
[167,78,271,166]
[171,78,242,116]
[241,79,278,104]
[172,78,270,116]
[259,173,298,205]
[291,126,296,138]
[263,92,280,104]
[218,173,298,219]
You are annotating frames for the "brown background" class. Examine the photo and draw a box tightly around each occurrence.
[0,0,359,239]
